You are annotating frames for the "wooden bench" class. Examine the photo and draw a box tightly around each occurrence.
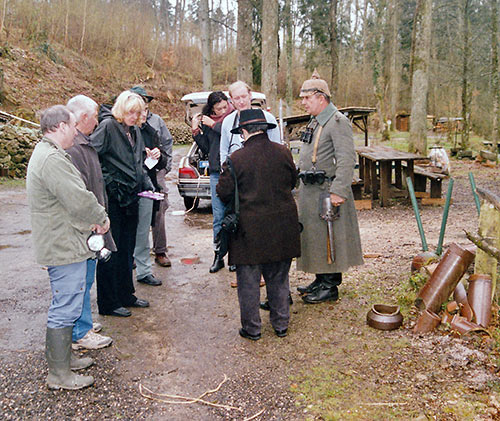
[351,177,364,200]
[412,165,448,198]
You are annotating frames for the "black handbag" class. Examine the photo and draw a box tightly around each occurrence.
[218,158,239,257]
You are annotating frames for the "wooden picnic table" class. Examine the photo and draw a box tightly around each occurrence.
[356,145,424,207]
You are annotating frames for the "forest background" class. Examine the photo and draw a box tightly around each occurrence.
[0,0,496,155]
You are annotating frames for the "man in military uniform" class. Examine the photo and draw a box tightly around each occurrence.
[296,76,363,303]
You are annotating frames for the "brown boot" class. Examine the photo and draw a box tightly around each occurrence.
[155,253,171,267]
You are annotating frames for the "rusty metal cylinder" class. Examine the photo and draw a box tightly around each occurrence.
[468,274,492,328]
[415,243,475,313]
[413,309,441,334]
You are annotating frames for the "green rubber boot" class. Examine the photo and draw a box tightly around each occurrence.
[46,327,94,390]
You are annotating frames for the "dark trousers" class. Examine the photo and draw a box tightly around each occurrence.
[318,273,342,288]
[97,199,138,314]
[152,169,168,255]
[236,259,292,336]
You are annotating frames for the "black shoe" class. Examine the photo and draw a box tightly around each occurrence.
[260,293,293,311]
[274,328,288,337]
[209,252,224,273]
[239,328,261,341]
[297,278,322,295]
[302,286,339,304]
[129,298,150,308]
[108,307,131,317]
[137,274,162,286]
[229,265,237,272]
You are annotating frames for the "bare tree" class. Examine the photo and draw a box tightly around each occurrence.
[388,0,399,130]
[237,0,252,82]
[80,0,87,52]
[200,0,212,89]
[261,0,278,113]
[409,0,432,154]
[284,0,294,114]
[0,0,7,40]
[460,0,471,150]
[492,0,499,155]
[329,0,338,90]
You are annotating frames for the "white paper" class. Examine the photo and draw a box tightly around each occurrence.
[144,156,159,169]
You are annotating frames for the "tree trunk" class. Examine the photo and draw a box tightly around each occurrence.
[160,0,171,47]
[261,0,278,113]
[64,0,69,46]
[330,0,338,91]
[491,0,499,159]
[237,0,253,83]
[284,0,293,115]
[389,0,399,130]
[372,0,390,141]
[200,0,212,90]
[409,0,432,155]
[80,0,87,52]
[0,0,7,40]
[460,0,471,150]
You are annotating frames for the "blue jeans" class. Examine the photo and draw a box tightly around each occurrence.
[210,172,226,249]
[47,261,87,329]
[134,197,153,279]
[72,259,97,341]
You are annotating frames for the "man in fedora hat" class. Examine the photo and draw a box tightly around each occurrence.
[216,109,300,340]
[295,75,363,304]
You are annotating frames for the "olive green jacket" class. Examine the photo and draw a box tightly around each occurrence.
[26,137,107,266]
[297,103,364,274]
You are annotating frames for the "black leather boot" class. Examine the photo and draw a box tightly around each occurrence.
[297,276,323,294]
[209,252,224,273]
[301,273,341,304]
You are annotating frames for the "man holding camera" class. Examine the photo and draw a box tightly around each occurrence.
[296,76,363,304]
[27,105,110,390]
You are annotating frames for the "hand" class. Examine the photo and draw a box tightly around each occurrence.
[330,193,345,207]
[201,115,215,128]
[146,147,161,160]
[94,217,110,234]
[191,113,202,130]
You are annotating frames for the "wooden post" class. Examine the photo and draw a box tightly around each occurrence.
[475,201,500,300]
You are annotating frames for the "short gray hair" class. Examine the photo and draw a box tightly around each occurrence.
[40,105,72,135]
[66,95,98,123]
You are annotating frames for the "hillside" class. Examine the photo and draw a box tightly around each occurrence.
[0,40,197,123]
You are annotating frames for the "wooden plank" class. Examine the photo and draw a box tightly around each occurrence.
[414,191,430,198]
[370,160,378,200]
[355,199,372,210]
[379,161,391,207]
[421,197,449,206]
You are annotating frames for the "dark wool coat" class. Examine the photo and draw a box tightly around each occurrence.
[216,133,301,265]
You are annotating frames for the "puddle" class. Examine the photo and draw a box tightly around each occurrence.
[183,216,212,230]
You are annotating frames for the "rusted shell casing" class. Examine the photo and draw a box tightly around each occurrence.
[415,243,475,313]
[453,283,474,321]
[366,304,403,331]
[413,309,441,334]
[468,274,492,328]
[450,314,485,335]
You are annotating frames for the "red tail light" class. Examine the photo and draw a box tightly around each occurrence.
[179,166,198,179]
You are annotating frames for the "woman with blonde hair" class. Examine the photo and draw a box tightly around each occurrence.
[90,90,153,317]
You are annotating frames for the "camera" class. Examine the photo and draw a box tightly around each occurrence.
[87,233,112,262]
[221,213,239,234]
[298,169,327,185]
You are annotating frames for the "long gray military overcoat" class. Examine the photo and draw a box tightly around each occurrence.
[296,103,364,274]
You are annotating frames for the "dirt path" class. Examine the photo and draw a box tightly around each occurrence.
[1,149,500,420]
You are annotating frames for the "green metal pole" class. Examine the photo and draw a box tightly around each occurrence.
[436,178,454,255]
[406,176,428,252]
[468,172,481,215]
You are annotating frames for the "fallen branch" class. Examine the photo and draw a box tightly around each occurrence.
[0,110,40,127]
[476,187,500,213]
[243,408,265,420]
[465,230,500,262]
[138,374,241,411]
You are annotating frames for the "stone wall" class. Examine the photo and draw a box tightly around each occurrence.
[0,124,42,178]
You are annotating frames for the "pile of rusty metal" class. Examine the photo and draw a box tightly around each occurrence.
[413,243,491,335]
